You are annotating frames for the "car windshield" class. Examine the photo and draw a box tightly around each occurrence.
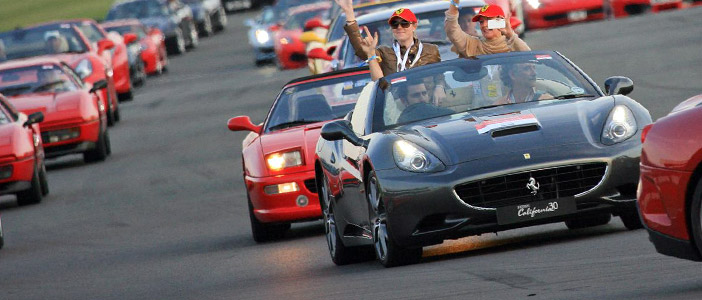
[265,71,371,132]
[104,25,147,39]
[283,9,328,31]
[0,25,89,60]
[343,6,480,68]
[106,1,170,20]
[75,23,105,44]
[0,64,79,96]
[374,52,600,129]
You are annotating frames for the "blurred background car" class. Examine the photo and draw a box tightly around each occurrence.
[102,19,169,76]
[245,6,279,66]
[0,23,120,126]
[105,0,199,55]
[273,2,331,70]
[182,0,228,37]
[639,94,702,262]
[0,58,111,164]
[0,94,47,206]
[522,0,605,30]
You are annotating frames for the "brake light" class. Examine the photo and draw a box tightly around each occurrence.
[641,124,653,143]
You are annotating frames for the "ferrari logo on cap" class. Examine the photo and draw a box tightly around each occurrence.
[395,8,404,15]
[481,5,489,12]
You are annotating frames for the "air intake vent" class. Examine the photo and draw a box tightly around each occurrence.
[491,125,539,138]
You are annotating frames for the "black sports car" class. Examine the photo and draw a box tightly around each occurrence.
[314,50,652,267]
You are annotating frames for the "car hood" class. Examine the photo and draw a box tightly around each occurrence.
[394,97,616,166]
[259,122,326,171]
[8,92,85,124]
[0,124,21,155]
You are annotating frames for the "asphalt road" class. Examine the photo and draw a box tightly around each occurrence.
[0,6,701,300]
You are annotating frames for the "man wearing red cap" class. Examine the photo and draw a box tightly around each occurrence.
[445,3,530,57]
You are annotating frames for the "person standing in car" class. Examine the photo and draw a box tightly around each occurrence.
[335,0,446,103]
[445,3,530,58]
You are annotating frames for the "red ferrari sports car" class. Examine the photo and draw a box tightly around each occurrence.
[0,57,111,163]
[639,94,702,261]
[0,23,120,127]
[227,67,371,242]
[0,94,48,206]
[59,19,134,102]
[523,0,604,30]
[102,19,169,76]
[274,2,331,70]
[604,0,683,18]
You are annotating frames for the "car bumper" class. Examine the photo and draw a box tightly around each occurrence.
[246,170,322,223]
[377,142,641,248]
[42,120,100,159]
[638,164,692,240]
[0,156,35,194]
[254,46,276,62]
[645,225,701,261]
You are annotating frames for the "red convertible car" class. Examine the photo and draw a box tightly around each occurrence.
[639,94,702,261]
[227,68,371,242]
[102,19,169,76]
[0,57,111,163]
[604,0,683,18]
[0,94,48,206]
[523,0,604,30]
[274,2,331,70]
[0,23,121,126]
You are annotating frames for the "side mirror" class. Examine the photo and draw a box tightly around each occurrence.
[23,112,44,127]
[304,17,328,31]
[90,79,108,93]
[123,33,138,44]
[227,116,263,133]
[604,76,634,96]
[299,31,326,44]
[320,120,366,147]
[307,48,333,61]
[97,39,115,54]
[509,16,522,30]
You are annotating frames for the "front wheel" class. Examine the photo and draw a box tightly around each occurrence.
[688,178,702,257]
[248,197,289,243]
[620,208,643,230]
[84,130,109,163]
[186,22,199,49]
[367,171,422,267]
[16,166,42,206]
[39,162,49,196]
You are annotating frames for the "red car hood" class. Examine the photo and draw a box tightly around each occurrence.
[0,124,21,157]
[671,94,702,115]
[259,122,325,173]
[8,91,84,124]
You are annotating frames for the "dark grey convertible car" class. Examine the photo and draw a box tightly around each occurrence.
[314,50,652,267]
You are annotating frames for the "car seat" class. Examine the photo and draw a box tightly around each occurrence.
[293,94,333,121]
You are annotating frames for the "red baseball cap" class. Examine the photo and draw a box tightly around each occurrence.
[471,4,506,22]
[387,8,417,24]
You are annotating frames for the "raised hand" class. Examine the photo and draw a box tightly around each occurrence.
[499,15,514,39]
[360,26,379,58]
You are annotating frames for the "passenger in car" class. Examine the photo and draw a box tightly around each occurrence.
[495,62,553,105]
[396,78,453,124]
[0,40,7,61]
[445,3,530,58]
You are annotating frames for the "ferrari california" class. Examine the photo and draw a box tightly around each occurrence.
[315,51,651,267]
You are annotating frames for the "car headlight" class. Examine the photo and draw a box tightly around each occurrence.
[526,0,541,9]
[255,29,270,44]
[266,150,303,171]
[601,105,637,145]
[75,59,93,79]
[393,140,445,173]
[280,37,289,45]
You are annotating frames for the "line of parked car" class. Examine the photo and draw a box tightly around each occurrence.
[0,0,229,249]
[232,0,702,268]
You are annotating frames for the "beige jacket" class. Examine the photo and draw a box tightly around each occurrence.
[444,10,530,58]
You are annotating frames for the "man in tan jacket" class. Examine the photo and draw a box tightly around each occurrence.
[445,3,530,58]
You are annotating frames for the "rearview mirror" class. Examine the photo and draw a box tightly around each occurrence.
[23,112,44,127]
[320,120,366,147]
[123,33,138,44]
[90,80,108,93]
[227,116,263,133]
[604,76,634,96]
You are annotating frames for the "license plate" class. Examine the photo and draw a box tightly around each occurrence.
[496,198,577,225]
[567,10,587,22]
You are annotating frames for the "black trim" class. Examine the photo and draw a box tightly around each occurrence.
[284,66,370,87]
[646,227,702,262]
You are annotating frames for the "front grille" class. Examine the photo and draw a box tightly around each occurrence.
[455,163,607,208]
[304,179,317,194]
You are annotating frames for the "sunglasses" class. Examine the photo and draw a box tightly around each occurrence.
[390,20,412,29]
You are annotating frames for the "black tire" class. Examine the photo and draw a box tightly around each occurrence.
[39,162,49,196]
[200,15,213,37]
[186,22,199,50]
[113,105,120,123]
[166,29,186,55]
[689,178,702,257]
[565,212,612,230]
[16,166,42,206]
[105,130,112,156]
[367,171,422,267]
[0,217,4,249]
[620,208,644,230]
[214,8,227,31]
[84,130,109,163]
[118,89,133,102]
[107,105,115,126]
[248,197,289,243]
[319,174,374,265]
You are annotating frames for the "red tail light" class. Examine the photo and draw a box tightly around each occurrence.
[641,124,653,144]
